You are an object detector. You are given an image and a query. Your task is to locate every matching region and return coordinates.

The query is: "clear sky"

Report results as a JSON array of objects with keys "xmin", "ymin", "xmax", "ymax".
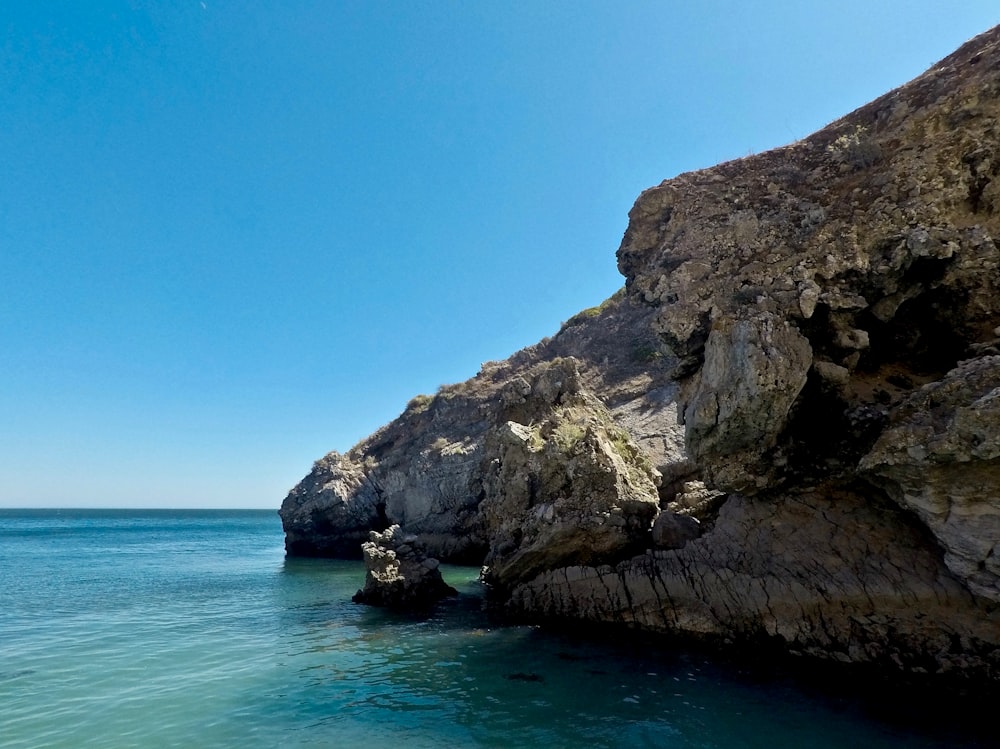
[{"xmin": 1, "ymin": 2, "xmax": 997, "ymax": 509}]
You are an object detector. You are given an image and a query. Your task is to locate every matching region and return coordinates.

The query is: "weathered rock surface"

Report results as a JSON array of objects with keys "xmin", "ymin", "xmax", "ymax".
[
  {"xmin": 279, "ymin": 299, "xmax": 684, "ymax": 564},
  {"xmin": 508, "ymin": 487, "xmax": 1000, "ymax": 678},
  {"xmin": 477, "ymin": 359, "xmax": 661, "ymax": 588},
  {"xmin": 281, "ymin": 453, "xmax": 385, "ymax": 557},
  {"xmin": 681, "ymin": 312, "xmax": 813, "ymax": 490},
  {"xmin": 861, "ymin": 356, "xmax": 1000, "ymax": 603},
  {"xmin": 618, "ymin": 29, "xmax": 1000, "ymax": 494},
  {"xmin": 282, "ymin": 27, "xmax": 1000, "ymax": 678},
  {"xmin": 352, "ymin": 525, "xmax": 457, "ymax": 609}
]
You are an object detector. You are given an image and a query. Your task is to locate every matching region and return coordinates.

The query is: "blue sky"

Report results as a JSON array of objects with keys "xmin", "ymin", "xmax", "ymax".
[{"xmin": 1, "ymin": 2, "xmax": 997, "ymax": 508}]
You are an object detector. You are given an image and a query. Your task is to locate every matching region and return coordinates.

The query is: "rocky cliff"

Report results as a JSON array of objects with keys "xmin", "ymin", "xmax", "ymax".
[{"xmin": 281, "ymin": 27, "xmax": 1000, "ymax": 679}]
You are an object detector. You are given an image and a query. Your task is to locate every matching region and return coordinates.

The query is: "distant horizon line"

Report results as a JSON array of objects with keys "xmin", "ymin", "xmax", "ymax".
[{"xmin": 0, "ymin": 506, "xmax": 280, "ymax": 512}]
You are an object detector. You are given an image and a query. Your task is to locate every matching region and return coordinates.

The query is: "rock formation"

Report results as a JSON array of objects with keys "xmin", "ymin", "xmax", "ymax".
[
  {"xmin": 860, "ymin": 356, "xmax": 1000, "ymax": 603},
  {"xmin": 352, "ymin": 525, "xmax": 457, "ymax": 609},
  {"xmin": 280, "ymin": 301, "xmax": 682, "ymax": 565},
  {"xmin": 477, "ymin": 359, "xmax": 661, "ymax": 589},
  {"xmin": 282, "ymin": 27, "xmax": 1000, "ymax": 679}
]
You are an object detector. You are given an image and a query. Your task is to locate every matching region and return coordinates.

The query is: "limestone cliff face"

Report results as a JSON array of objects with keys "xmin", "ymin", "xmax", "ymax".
[
  {"xmin": 281, "ymin": 27, "xmax": 1000, "ymax": 679},
  {"xmin": 614, "ymin": 24, "xmax": 1000, "ymax": 621},
  {"xmin": 280, "ymin": 298, "xmax": 681, "ymax": 565},
  {"xmin": 476, "ymin": 359, "xmax": 661, "ymax": 588},
  {"xmin": 619, "ymin": 36, "xmax": 1000, "ymax": 495}
]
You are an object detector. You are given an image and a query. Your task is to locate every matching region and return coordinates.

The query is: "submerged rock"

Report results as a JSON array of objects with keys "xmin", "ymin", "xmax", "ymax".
[{"xmin": 352, "ymin": 525, "xmax": 457, "ymax": 609}]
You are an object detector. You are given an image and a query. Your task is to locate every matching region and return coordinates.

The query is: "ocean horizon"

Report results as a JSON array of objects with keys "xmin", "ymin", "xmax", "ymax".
[{"xmin": 0, "ymin": 508, "xmax": 992, "ymax": 748}]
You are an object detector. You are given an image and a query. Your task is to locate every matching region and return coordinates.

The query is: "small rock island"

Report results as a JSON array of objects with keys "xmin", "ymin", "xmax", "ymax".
[
  {"xmin": 281, "ymin": 27, "xmax": 1000, "ymax": 680},
  {"xmin": 351, "ymin": 525, "xmax": 457, "ymax": 609}
]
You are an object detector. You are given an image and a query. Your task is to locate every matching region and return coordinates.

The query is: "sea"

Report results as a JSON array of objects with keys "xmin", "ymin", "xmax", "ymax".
[{"xmin": 0, "ymin": 509, "xmax": 993, "ymax": 749}]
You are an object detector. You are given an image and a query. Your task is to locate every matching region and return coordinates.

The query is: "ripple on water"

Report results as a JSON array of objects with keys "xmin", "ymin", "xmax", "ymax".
[{"xmin": 0, "ymin": 511, "xmax": 993, "ymax": 749}]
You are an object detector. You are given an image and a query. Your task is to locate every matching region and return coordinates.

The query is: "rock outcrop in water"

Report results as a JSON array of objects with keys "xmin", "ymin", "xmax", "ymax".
[
  {"xmin": 352, "ymin": 525, "xmax": 457, "ymax": 609},
  {"xmin": 282, "ymin": 27, "xmax": 1000, "ymax": 679}
]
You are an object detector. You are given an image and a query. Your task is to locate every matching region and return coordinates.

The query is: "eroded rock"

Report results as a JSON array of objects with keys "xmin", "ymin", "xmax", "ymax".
[
  {"xmin": 478, "ymin": 360, "xmax": 661, "ymax": 588},
  {"xmin": 508, "ymin": 488, "xmax": 1000, "ymax": 678},
  {"xmin": 352, "ymin": 525, "xmax": 457, "ymax": 609},
  {"xmin": 279, "ymin": 452, "xmax": 384, "ymax": 557},
  {"xmin": 682, "ymin": 312, "xmax": 813, "ymax": 490},
  {"xmin": 861, "ymin": 356, "xmax": 1000, "ymax": 603},
  {"xmin": 618, "ymin": 29, "xmax": 1000, "ymax": 495},
  {"xmin": 280, "ymin": 294, "xmax": 686, "ymax": 563}
]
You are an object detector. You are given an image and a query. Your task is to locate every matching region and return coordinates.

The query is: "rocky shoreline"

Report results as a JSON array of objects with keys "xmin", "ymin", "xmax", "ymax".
[{"xmin": 281, "ymin": 27, "xmax": 1000, "ymax": 680}]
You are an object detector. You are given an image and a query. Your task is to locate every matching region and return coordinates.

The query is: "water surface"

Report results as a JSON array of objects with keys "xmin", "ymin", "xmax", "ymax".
[{"xmin": 0, "ymin": 509, "xmax": 989, "ymax": 748}]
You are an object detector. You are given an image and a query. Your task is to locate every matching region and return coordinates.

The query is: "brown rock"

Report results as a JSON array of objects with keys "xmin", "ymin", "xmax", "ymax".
[
  {"xmin": 508, "ymin": 488, "xmax": 999, "ymax": 678},
  {"xmin": 284, "ymin": 27, "xmax": 1000, "ymax": 679}
]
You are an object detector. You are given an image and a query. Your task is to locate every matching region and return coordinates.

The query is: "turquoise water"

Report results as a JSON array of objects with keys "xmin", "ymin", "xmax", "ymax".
[{"xmin": 0, "ymin": 510, "xmax": 989, "ymax": 748}]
